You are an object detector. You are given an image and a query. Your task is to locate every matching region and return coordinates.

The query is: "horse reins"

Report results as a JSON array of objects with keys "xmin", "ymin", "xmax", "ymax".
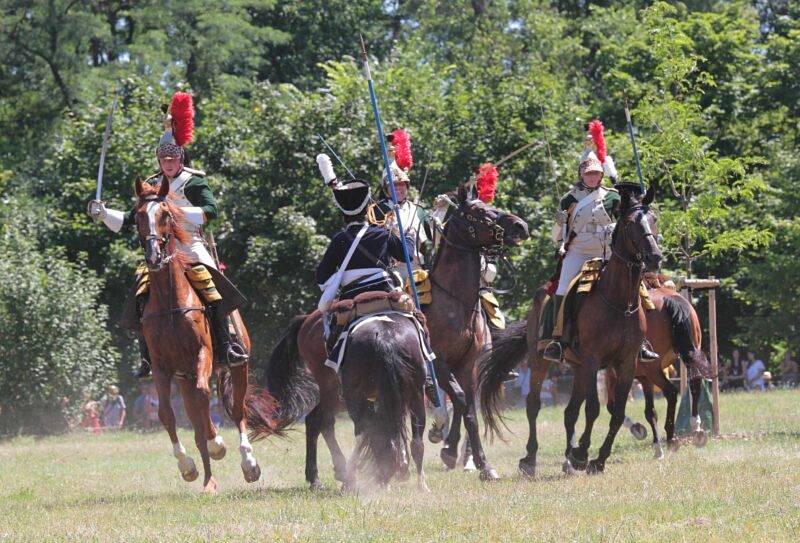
[
  {"xmin": 137, "ymin": 195, "xmax": 205, "ymax": 322},
  {"xmin": 597, "ymin": 206, "xmax": 650, "ymax": 317}
]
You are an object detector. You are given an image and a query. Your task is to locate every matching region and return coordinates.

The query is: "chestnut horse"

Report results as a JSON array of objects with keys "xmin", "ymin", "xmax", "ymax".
[
  {"xmin": 610, "ymin": 283, "xmax": 711, "ymax": 458},
  {"xmin": 261, "ymin": 187, "xmax": 528, "ymax": 487},
  {"xmin": 480, "ymin": 185, "xmax": 662, "ymax": 476},
  {"xmin": 133, "ymin": 178, "xmax": 282, "ymax": 493}
]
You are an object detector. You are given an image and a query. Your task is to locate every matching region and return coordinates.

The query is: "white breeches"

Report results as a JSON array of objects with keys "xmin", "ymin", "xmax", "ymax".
[
  {"xmin": 556, "ymin": 251, "xmax": 597, "ymax": 296},
  {"xmin": 177, "ymin": 237, "xmax": 216, "ymax": 269}
]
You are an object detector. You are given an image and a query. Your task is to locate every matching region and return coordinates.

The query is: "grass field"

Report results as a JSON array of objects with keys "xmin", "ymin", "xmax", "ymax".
[{"xmin": 1, "ymin": 389, "xmax": 798, "ymax": 542}]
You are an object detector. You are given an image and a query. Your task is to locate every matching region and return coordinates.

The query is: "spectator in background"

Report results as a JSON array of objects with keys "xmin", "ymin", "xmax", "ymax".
[
  {"xmin": 779, "ymin": 351, "xmax": 798, "ymax": 387},
  {"xmin": 144, "ymin": 383, "xmax": 160, "ymax": 429},
  {"xmin": 132, "ymin": 382, "xmax": 149, "ymax": 428},
  {"xmin": 746, "ymin": 352, "xmax": 766, "ymax": 391},
  {"xmin": 102, "ymin": 385, "xmax": 126, "ymax": 429},
  {"xmin": 516, "ymin": 361, "xmax": 531, "ymax": 408},
  {"xmin": 81, "ymin": 391, "xmax": 101, "ymax": 434},
  {"xmin": 723, "ymin": 349, "xmax": 745, "ymax": 391}
]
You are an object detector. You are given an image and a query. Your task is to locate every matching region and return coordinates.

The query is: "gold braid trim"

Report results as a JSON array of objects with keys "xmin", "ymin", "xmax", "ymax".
[{"xmin": 366, "ymin": 203, "xmax": 394, "ymax": 227}]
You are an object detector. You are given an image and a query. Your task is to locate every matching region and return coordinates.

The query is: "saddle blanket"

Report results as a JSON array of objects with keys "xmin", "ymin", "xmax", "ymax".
[{"xmin": 324, "ymin": 310, "xmax": 436, "ymax": 373}]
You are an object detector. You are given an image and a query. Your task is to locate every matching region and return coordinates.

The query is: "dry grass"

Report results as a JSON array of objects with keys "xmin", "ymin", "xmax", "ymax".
[{"xmin": 1, "ymin": 389, "xmax": 798, "ymax": 542}]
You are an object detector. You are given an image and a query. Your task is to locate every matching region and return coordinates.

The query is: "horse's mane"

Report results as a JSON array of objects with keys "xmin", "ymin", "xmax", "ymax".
[{"xmin": 135, "ymin": 182, "xmax": 193, "ymax": 266}]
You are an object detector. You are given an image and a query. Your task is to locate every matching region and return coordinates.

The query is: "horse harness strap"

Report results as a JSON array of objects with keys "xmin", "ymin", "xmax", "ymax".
[{"xmin": 141, "ymin": 306, "xmax": 207, "ymax": 320}]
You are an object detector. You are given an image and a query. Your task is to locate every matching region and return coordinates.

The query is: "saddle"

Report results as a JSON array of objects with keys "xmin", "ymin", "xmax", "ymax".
[
  {"xmin": 331, "ymin": 290, "xmax": 417, "ymax": 328},
  {"xmin": 404, "ymin": 268, "xmax": 432, "ymax": 305},
  {"xmin": 544, "ymin": 258, "xmax": 655, "ymax": 351}
]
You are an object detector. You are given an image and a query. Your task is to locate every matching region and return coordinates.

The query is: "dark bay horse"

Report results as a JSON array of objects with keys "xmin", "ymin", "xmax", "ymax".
[
  {"xmin": 339, "ymin": 315, "xmax": 429, "ymax": 491},
  {"xmin": 134, "ymin": 179, "xmax": 283, "ymax": 493},
  {"xmin": 262, "ymin": 187, "xmax": 528, "ymax": 487},
  {"xmin": 480, "ymin": 185, "xmax": 662, "ymax": 476},
  {"xmin": 612, "ymin": 282, "xmax": 711, "ymax": 457}
]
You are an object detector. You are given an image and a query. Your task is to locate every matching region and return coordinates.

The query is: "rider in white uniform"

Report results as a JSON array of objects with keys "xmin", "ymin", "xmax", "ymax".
[
  {"xmin": 543, "ymin": 124, "xmax": 658, "ymax": 363},
  {"xmin": 87, "ymin": 92, "xmax": 248, "ymax": 377}
]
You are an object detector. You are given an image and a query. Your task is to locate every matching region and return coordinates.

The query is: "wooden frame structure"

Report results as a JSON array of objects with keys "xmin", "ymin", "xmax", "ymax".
[{"xmin": 677, "ymin": 276, "xmax": 721, "ymax": 436}]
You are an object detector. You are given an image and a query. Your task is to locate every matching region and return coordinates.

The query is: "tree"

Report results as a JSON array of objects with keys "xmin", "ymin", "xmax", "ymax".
[{"xmin": 0, "ymin": 197, "xmax": 117, "ymax": 435}]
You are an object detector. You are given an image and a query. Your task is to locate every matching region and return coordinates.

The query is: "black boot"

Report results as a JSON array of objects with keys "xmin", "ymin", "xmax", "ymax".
[
  {"xmin": 640, "ymin": 340, "xmax": 659, "ymax": 362},
  {"xmin": 210, "ymin": 303, "xmax": 249, "ymax": 365},
  {"xmin": 542, "ymin": 295, "xmax": 565, "ymax": 363},
  {"xmin": 424, "ymin": 360, "xmax": 442, "ymax": 408},
  {"xmin": 134, "ymin": 333, "xmax": 152, "ymax": 378}
]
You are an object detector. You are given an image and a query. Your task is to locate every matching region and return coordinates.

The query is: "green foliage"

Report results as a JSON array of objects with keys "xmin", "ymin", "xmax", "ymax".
[{"xmin": 0, "ymin": 197, "xmax": 117, "ymax": 435}]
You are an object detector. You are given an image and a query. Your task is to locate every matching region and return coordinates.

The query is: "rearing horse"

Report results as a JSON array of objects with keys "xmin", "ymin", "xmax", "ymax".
[
  {"xmin": 259, "ymin": 187, "xmax": 528, "ymax": 486},
  {"xmin": 133, "ymin": 178, "xmax": 283, "ymax": 493},
  {"xmin": 481, "ymin": 184, "xmax": 662, "ymax": 475}
]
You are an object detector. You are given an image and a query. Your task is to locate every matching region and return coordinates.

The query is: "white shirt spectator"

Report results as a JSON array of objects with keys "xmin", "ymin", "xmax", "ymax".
[{"xmin": 747, "ymin": 358, "xmax": 766, "ymax": 391}]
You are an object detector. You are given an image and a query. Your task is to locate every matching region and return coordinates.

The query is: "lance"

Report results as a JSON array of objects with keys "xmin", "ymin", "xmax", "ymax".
[
  {"xmin": 493, "ymin": 138, "xmax": 541, "ymax": 169},
  {"xmin": 539, "ymin": 105, "xmax": 559, "ymax": 198},
  {"xmin": 624, "ymin": 98, "xmax": 646, "ymax": 193},
  {"xmin": 359, "ymin": 35, "xmax": 442, "ymax": 402},
  {"xmin": 316, "ymin": 133, "xmax": 356, "ymax": 180},
  {"xmin": 94, "ymin": 94, "xmax": 118, "ymax": 208}
]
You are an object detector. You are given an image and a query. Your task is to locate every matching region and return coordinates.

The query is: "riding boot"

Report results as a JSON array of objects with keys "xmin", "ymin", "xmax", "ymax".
[
  {"xmin": 134, "ymin": 333, "xmax": 152, "ymax": 378},
  {"xmin": 640, "ymin": 340, "xmax": 659, "ymax": 362},
  {"xmin": 542, "ymin": 295, "xmax": 565, "ymax": 363},
  {"xmin": 209, "ymin": 302, "xmax": 249, "ymax": 365},
  {"xmin": 424, "ymin": 361, "xmax": 442, "ymax": 409}
]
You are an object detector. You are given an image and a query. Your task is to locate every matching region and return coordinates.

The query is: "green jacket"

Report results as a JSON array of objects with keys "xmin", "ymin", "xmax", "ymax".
[{"xmin": 123, "ymin": 171, "xmax": 218, "ymax": 226}]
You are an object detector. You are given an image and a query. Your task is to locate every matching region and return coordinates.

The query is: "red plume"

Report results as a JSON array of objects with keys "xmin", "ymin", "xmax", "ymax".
[
  {"xmin": 170, "ymin": 92, "xmax": 195, "ymax": 147},
  {"xmin": 588, "ymin": 119, "xmax": 606, "ymax": 163},
  {"xmin": 476, "ymin": 163, "xmax": 498, "ymax": 203},
  {"xmin": 391, "ymin": 129, "xmax": 413, "ymax": 171}
]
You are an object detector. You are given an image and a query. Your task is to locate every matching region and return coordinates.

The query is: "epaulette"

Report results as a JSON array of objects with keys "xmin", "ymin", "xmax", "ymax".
[
  {"xmin": 144, "ymin": 172, "xmax": 161, "ymax": 185},
  {"xmin": 606, "ymin": 186, "xmax": 619, "ymax": 194},
  {"xmin": 184, "ymin": 166, "xmax": 207, "ymax": 177}
]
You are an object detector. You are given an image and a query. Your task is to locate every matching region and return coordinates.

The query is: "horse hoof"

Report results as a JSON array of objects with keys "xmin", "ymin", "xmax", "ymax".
[
  {"xmin": 518, "ymin": 460, "xmax": 536, "ymax": 479},
  {"xmin": 179, "ymin": 458, "xmax": 199, "ymax": 482},
  {"xmin": 479, "ymin": 467, "xmax": 500, "ymax": 481},
  {"xmin": 652, "ymin": 443, "xmax": 665, "ymax": 460},
  {"xmin": 693, "ymin": 431, "xmax": 708, "ymax": 448},
  {"xmin": 202, "ymin": 477, "xmax": 219, "ymax": 494},
  {"xmin": 428, "ymin": 426, "xmax": 444, "ymax": 444},
  {"xmin": 208, "ymin": 437, "xmax": 227, "ymax": 461},
  {"xmin": 630, "ymin": 423, "xmax": 648, "ymax": 441},
  {"xmin": 567, "ymin": 451, "xmax": 588, "ymax": 471},
  {"xmin": 310, "ymin": 479, "xmax": 324, "ymax": 491},
  {"xmin": 587, "ymin": 459, "xmax": 604, "ymax": 475},
  {"xmin": 418, "ymin": 481, "xmax": 431, "ymax": 493},
  {"xmin": 440, "ymin": 449, "xmax": 458, "ymax": 470},
  {"xmin": 242, "ymin": 462, "xmax": 261, "ymax": 483},
  {"xmin": 562, "ymin": 460, "xmax": 579, "ymax": 476},
  {"xmin": 334, "ymin": 466, "xmax": 348, "ymax": 484}
]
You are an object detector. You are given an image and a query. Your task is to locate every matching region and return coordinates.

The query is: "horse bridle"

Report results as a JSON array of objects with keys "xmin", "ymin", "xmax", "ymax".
[
  {"xmin": 137, "ymin": 194, "xmax": 178, "ymax": 271},
  {"xmin": 601, "ymin": 205, "xmax": 654, "ymax": 316}
]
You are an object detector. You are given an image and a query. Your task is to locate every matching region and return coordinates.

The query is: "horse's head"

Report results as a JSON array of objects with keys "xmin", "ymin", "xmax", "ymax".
[
  {"xmin": 613, "ymin": 184, "xmax": 662, "ymax": 272},
  {"xmin": 448, "ymin": 184, "xmax": 529, "ymax": 251},
  {"xmin": 133, "ymin": 177, "xmax": 189, "ymax": 271}
]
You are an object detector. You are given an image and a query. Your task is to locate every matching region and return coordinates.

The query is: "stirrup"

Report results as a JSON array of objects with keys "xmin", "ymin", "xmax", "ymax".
[
  {"xmin": 424, "ymin": 380, "xmax": 441, "ymax": 408},
  {"xmin": 639, "ymin": 339, "xmax": 659, "ymax": 362},
  {"xmin": 225, "ymin": 342, "xmax": 249, "ymax": 366},
  {"xmin": 542, "ymin": 340, "xmax": 563, "ymax": 363}
]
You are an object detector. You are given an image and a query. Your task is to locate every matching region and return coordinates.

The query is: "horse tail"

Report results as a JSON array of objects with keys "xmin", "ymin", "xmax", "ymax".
[
  {"xmin": 662, "ymin": 295, "xmax": 712, "ymax": 379},
  {"xmin": 478, "ymin": 318, "xmax": 530, "ymax": 438},
  {"xmin": 253, "ymin": 315, "xmax": 319, "ymax": 439},
  {"xmin": 218, "ymin": 369, "xmax": 286, "ymax": 439},
  {"xmin": 361, "ymin": 339, "xmax": 413, "ymax": 481}
]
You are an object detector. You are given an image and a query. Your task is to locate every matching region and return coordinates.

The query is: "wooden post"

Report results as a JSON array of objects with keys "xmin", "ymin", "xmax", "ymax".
[
  {"xmin": 680, "ymin": 288, "xmax": 690, "ymax": 396},
  {"xmin": 708, "ymin": 278, "xmax": 721, "ymax": 435}
]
